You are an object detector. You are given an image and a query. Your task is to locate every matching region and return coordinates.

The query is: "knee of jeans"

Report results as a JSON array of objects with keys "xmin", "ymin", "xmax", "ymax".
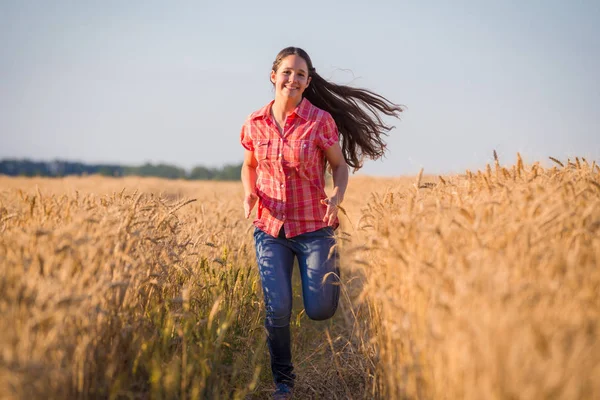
[
  {"xmin": 266, "ymin": 302, "xmax": 292, "ymax": 327},
  {"xmin": 305, "ymin": 302, "xmax": 337, "ymax": 321}
]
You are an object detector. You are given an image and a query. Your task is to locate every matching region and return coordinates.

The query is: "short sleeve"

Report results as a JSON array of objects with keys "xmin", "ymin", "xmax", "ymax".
[
  {"xmin": 240, "ymin": 122, "xmax": 254, "ymax": 151},
  {"xmin": 317, "ymin": 112, "xmax": 339, "ymax": 150}
]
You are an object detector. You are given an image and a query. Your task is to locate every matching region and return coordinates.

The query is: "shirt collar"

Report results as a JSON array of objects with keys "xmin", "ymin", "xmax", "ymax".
[{"xmin": 251, "ymin": 97, "xmax": 312, "ymax": 121}]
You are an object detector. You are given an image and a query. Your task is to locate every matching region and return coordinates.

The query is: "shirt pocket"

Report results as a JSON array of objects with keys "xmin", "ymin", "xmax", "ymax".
[
  {"xmin": 289, "ymin": 140, "xmax": 318, "ymax": 179},
  {"xmin": 254, "ymin": 140, "xmax": 270, "ymax": 161},
  {"xmin": 289, "ymin": 140, "xmax": 314, "ymax": 164}
]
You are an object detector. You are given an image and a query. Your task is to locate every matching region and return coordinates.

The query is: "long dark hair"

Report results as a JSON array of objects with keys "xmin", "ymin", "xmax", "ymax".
[{"xmin": 271, "ymin": 46, "xmax": 404, "ymax": 171}]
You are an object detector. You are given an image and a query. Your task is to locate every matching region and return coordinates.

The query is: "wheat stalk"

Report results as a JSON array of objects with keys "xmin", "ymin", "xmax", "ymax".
[{"xmin": 549, "ymin": 156, "xmax": 564, "ymax": 167}]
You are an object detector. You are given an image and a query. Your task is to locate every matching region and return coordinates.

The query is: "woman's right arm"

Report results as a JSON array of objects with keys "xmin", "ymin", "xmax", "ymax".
[{"xmin": 241, "ymin": 150, "xmax": 258, "ymax": 219}]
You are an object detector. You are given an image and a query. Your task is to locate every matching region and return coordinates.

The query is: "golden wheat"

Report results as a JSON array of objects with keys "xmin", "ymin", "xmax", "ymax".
[
  {"xmin": 0, "ymin": 178, "xmax": 266, "ymax": 399},
  {"xmin": 2, "ymin": 154, "xmax": 599, "ymax": 399},
  {"xmin": 343, "ymin": 155, "xmax": 600, "ymax": 399}
]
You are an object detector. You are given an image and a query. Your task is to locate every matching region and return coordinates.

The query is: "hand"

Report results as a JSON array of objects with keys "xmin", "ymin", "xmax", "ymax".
[
  {"xmin": 320, "ymin": 196, "xmax": 340, "ymax": 226},
  {"xmin": 244, "ymin": 192, "xmax": 258, "ymax": 219}
]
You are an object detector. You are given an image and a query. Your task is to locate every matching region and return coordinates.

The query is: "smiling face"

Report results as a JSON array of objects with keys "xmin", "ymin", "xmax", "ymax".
[{"xmin": 270, "ymin": 54, "xmax": 311, "ymax": 103}]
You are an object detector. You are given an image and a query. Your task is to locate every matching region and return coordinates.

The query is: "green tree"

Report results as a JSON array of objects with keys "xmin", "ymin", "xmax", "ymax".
[
  {"xmin": 189, "ymin": 165, "xmax": 216, "ymax": 180},
  {"xmin": 213, "ymin": 163, "xmax": 242, "ymax": 181}
]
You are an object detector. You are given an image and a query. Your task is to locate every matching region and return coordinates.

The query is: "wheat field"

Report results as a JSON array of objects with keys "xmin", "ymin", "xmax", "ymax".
[{"xmin": 1, "ymin": 155, "xmax": 599, "ymax": 399}]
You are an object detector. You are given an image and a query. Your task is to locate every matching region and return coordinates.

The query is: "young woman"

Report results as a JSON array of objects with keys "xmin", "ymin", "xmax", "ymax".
[{"xmin": 240, "ymin": 47, "xmax": 403, "ymax": 399}]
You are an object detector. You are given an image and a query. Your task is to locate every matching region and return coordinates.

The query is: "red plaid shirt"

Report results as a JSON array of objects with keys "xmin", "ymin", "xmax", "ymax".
[{"xmin": 240, "ymin": 98, "xmax": 340, "ymax": 238}]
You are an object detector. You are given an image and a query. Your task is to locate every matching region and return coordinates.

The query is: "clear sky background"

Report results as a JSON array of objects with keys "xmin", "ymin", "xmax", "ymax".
[{"xmin": 1, "ymin": 0, "xmax": 598, "ymax": 176}]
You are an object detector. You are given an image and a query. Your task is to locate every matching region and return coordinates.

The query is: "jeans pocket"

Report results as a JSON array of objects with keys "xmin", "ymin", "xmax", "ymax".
[{"xmin": 253, "ymin": 225, "xmax": 264, "ymax": 241}]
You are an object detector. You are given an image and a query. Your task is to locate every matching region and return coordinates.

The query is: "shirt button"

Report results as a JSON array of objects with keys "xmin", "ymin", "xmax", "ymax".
[
  {"xmin": 278, "ymin": 153, "xmax": 282, "ymax": 158},
  {"xmin": 280, "ymin": 183, "xmax": 284, "ymax": 188}
]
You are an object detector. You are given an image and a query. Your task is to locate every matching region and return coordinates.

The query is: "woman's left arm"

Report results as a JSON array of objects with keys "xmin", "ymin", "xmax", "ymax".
[{"xmin": 322, "ymin": 143, "xmax": 349, "ymax": 225}]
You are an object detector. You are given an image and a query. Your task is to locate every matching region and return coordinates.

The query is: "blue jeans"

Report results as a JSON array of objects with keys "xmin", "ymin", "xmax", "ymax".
[{"xmin": 253, "ymin": 225, "xmax": 341, "ymax": 386}]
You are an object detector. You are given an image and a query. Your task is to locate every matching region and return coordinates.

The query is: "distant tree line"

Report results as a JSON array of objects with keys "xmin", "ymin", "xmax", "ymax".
[{"xmin": 0, "ymin": 159, "xmax": 243, "ymax": 181}]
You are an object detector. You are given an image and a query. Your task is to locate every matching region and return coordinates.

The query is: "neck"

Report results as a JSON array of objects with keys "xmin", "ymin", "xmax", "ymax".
[{"xmin": 272, "ymin": 96, "xmax": 302, "ymax": 121}]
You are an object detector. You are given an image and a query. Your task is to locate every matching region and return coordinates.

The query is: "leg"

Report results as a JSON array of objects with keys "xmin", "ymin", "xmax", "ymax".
[
  {"xmin": 253, "ymin": 227, "xmax": 296, "ymax": 386},
  {"xmin": 293, "ymin": 227, "xmax": 341, "ymax": 321}
]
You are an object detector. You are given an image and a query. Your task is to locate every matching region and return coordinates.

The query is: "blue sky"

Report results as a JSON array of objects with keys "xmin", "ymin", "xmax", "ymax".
[{"xmin": 1, "ymin": 0, "xmax": 598, "ymax": 176}]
